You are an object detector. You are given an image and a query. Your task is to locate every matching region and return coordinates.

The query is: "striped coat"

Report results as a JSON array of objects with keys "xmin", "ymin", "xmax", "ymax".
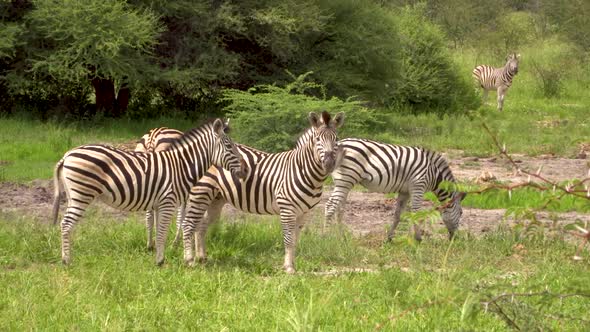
[
  {"xmin": 135, "ymin": 127, "xmax": 185, "ymax": 250},
  {"xmin": 472, "ymin": 53, "xmax": 520, "ymax": 111},
  {"xmin": 325, "ymin": 138, "xmax": 465, "ymax": 240},
  {"xmin": 52, "ymin": 119, "xmax": 246, "ymax": 265},
  {"xmin": 182, "ymin": 111, "xmax": 345, "ymax": 273}
]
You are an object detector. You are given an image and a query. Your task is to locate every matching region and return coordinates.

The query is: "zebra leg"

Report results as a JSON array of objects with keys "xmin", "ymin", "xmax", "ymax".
[
  {"xmin": 195, "ymin": 197, "xmax": 225, "ymax": 262},
  {"xmin": 154, "ymin": 205, "xmax": 175, "ymax": 266},
  {"xmin": 183, "ymin": 185, "xmax": 218, "ymax": 266},
  {"xmin": 387, "ymin": 192, "xmax": 409, "ymax": 241},
  {"xmin": 409, "ymin": 188, "xmax": 426, "ymax": 242},
  {"xmin": 293, "ymin": 215, "xmax": 306, "ymax": 244},
  {"xmin": 278, "ymin": 206, "xmax": 299, "ymax": 274},
  {"xmin": 146, "ymin": 210, "xmax": 155, "ymax": 251},
  {"xmin": 324, "ymin": 183, "xmax": 353, "ymax": 225},
  {"xmin": 60, "ymin": 201, "xmax": 90, "ymax": 265},
  {"xmin": 497, "ymin": 86, "xmax": 507, "ymax": 111},
  {"xmin": 172, "ymin": 206, "xmax": 185, "ymax": 248}
]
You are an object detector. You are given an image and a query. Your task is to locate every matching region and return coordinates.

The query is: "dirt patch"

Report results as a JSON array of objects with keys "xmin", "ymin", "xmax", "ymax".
[
  {"xmin": 1, "ymin": 155, "xmax": 589, "ymax": 239},
  {"xmin": 447, "ymin": 153, "xmax": 589, "ymax": 184}
]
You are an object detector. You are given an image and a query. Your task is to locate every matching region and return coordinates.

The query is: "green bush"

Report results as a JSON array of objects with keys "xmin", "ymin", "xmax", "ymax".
[
  {"xmin": 306, "ymin": 0, "xmax": 401, "ymax": 106},
  {"xmin": 221, "ymin": 72, "xmax": 385, "ymax": 152},
  {"xmin": 527, "ymin": 38, "xmax": 578, "ymax": 98},
  {"xmin": 392, "ymin": 4, "xmax": 479, "ymax": 113}
]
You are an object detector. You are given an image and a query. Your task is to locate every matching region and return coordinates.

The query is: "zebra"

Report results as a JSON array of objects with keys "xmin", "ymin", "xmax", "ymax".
[
  {"xmin": 472, "ymin": 53, "xmax": 520, "ymax": 111},
  {"xmin": 324, "ymin": 138, "xmax": 466, "ymax": 241},
  {"xmin": 134, "ymin": 127, "xmax": 185, "ymax": 251},
  {"xmin": 51, "ymin": 119, "xmax": 247, "ymax": 265},
  {"xmin": 182, "ymin": 111, "xmax": 345, "ymax": 274},
  {"xmin": 136, "ymin": 127, "xmax": 272, "ymax": 249}
]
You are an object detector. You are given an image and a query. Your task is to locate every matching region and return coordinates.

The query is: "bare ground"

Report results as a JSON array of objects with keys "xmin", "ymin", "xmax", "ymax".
[{"xmin": 1, "ymin": 154, "xmax": 589, "ymax": 239}]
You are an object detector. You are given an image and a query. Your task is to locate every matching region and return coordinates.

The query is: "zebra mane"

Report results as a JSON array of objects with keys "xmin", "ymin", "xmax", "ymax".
[
  {"xmin": 170, "ymin": 121, "xmax": 219, "ymax": 150},
  {"xmin": 294, "ymin": 127, "xmax": 316, "ymax": 149}
]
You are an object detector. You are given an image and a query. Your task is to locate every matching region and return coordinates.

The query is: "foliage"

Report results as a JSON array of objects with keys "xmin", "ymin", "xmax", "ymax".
[
  {"xmin": 527, "ymin": 39, "xmax": 579, "ymax": 98},
  {"xmin": 0, "ymin": 22, "xmax": 21, "ymax": 59},
  {"xmin": 391, "ymin": 4, "xmax": 479, "ymax": 113},
  {"xmin": 221, "ymin": 72, "xmax": 385, "ymax": 152},
  {"xmin": 306, "ymin": 0, "xmax": 401, "ymax": 106},
  {"xmin": 541, "ymin": 0, "xmax": 590, "ymax": 52},
  {"xmin": 22, "ymin": 0, "xmax": 161, "ymax": 86}
]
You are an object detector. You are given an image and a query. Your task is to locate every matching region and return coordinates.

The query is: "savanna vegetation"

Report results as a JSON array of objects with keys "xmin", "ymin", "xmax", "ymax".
[{"xmin": 1, "ymin": 0, "xmax": 589, "ymax": 330}]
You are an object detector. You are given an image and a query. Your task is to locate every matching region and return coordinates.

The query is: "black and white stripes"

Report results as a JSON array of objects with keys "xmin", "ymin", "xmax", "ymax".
[
  {"xmin": 182, "ymin": 111, "xmax": 345, "ymax": 273},
  {"xmin": 52, "ymin": 119, "xmax": 246, "ymax": 265},
  {"xmin": 324, "ymin": 138, "xmax": 465, "ymax": 240},
  {"xmin": 134, "ymin": 127, "xmax": 185, "ymax": 250},
  {"xmin": 472, "ymin": 53, "xmax": 520, "ymax": 111}
]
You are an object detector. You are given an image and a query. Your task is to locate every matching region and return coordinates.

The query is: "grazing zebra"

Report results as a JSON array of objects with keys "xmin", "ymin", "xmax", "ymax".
[
  {"xmin": 472, "ymin": 53, "xmax": 520, "ymax": 111},
  {"xmin": 135, "ymin": 127, "xmax": 185, "ymax": 250},
  {"xmin": 324, "ymin": 138, "xmax": 466, "ymax": 241},
  {"xmin": 52, "ymin": 119, "xmax": 247, "ymax": 265},
  {"xmin": 182, "ymin": 111, "xmax": 345, "ymax": 274}
]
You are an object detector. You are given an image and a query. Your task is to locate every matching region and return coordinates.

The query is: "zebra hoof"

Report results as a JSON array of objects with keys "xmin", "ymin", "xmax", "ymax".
[
  {"xmin": 196, "ymin": 256, "xmax": 207, "ymax": 264},
  {"xmin": 156, "ymin": 259, "xmax": 165, "ymax": 267},
  {"xmin": 184, "ymin": 258, "xmax": 196, "ymax": 267},
  {"xmin": 385, "ymin": 234, "xmax": 394, "ymax": 243},
  {"xmin": 61, "ymin": 257, "xmax": 71, "ymax": 265},
  {"xmin": 284, "ymin": 266, "xmax": 296, "ymax": 274}
]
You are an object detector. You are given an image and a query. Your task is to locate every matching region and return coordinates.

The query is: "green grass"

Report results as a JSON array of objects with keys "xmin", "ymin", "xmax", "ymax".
[
  {"xmin": 0, "ymin": 116, "xmax": 196, "ymax": 182},
  {"xmin": 1, "ymin": 212, "xmax": 589, "ymax": 331},
  {"xmin": 415, "ymin": 187, "xmax": 590, "ymax": 213}
]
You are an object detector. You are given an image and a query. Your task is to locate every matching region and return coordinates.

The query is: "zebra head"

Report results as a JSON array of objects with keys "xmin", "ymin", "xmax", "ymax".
[
  {"xmin": 212, "ymin": 118, "xmax": 247, "ymax": 179},
  {"xmin": 308, "ymin": 111, "xmax": 345, "ymax": 172},
  {"xmin": 505, "ymin": 53, "xmax": 520, "ymax": 75},
  {"xmin": 441, "ymin": 191, "xmax": 466, "ymax": 239}
]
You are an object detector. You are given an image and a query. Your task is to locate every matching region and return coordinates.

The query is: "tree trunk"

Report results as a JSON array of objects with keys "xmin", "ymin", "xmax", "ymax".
[
  {"xmin": 91, "ymin": 77, "xmax": 116, "ymax": 116},
  {"xmin": 91, "ymin": 78, "xmax": 130, "ymax": 117},
  {"xmin": 115, "ymin": 84, "xmax": 130, "ymax": 117}
]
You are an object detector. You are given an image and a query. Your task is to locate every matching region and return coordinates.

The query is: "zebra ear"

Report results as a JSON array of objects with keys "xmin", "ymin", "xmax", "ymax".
[
  {"xmin": 308, "ymin": 112, "xmax": 321, "ymax": 128},
  {"xmin": 213, "ymin": 118, "xmax": 225, "ymax": 136},
  {"xmin": 223, "ymin": 118, "xmax": 231, "ymax": 133},
  {"xmin": 331, "ymin": 112, "xmax": 345, "ymax": 129}
]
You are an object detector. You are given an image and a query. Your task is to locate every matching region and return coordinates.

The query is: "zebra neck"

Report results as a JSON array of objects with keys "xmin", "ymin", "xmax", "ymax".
[
  {"xmin": 503, "ymin": 65, "xmax": 516, "ymax": 77},
  {"xmin": 165, "ymin": 131, "xmax": 215, "ymax": 186}
]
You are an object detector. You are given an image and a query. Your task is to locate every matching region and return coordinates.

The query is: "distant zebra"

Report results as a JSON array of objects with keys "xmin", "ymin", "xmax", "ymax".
[
  {"xmin": 473, "ymin": 53, "xmax": 520, "ymax": 111},
  {"xmin": 135, "ymin": 127, "xmax": 184, "ymax": 250},
  {"xmin": 324, "ymin": 138, "xmax": 466, "ymax": 241},
  {"xmin": 182, "ymin": 111, "xmax": 345, "ymax": 274},
  {"xmin": 52, "ymin": 119, "xmax": 247, "ymax": 265}
]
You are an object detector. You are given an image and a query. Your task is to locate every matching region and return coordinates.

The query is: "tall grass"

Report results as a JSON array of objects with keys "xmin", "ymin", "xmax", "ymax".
[{"xmin": 0, "ymin": 212, "xmax": 588, "ymax": 330}]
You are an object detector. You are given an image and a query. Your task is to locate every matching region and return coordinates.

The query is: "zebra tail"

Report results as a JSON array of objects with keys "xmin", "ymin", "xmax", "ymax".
[{"xmin": 52, "ymin": 159, "xmax": 64, "ymax": 225}]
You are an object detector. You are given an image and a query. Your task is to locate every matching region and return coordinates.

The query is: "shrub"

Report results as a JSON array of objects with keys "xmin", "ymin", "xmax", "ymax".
[
  {"xmin": 527, "ymin": 38, "xmax": 578, "ymax": 98},
  {"xmin": 221, "ymin": 72, "xmax": 385, "ymax": 152},
  {"xmin": 392, "ymin": 4, "xmax": 479, "ymax": 113}
]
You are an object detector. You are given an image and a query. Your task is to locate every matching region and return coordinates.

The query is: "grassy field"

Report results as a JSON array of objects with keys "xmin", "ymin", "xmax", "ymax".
[
  {"xmin": 1, "ymin": 43, "xmax": 589, "ymax": 330},
  {"xmin": 1, "ymin": 211, "xmax": 589, "ymax": 331}
]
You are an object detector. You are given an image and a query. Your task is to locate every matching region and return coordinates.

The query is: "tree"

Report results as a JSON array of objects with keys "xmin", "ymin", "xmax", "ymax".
[{"xmin": 19, "ymin": 0, "xmax": 162, "ymax": 117}]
